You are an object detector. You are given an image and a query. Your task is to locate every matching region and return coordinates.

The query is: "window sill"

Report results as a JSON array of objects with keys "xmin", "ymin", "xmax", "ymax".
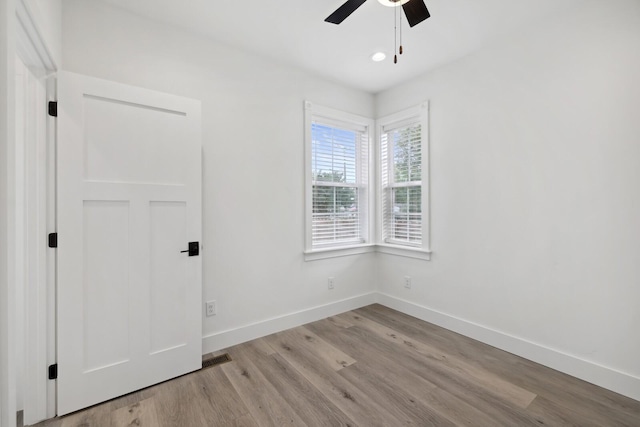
[
  {"xmin": 376, "ymin": 244, "xmax": 432, "ymax": 261},
  {"xmin": 304, "ymin": 244, "xmax": 376, "ymax": 261},
  {"xmin": 304, "ymin": 243, "xmax": 431, "ymax": 261}
]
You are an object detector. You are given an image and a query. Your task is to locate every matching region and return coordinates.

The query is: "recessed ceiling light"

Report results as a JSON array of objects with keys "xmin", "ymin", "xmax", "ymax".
[{"xmin": 371, "ymin": 52, "xmax": 386, "ymax": 62}]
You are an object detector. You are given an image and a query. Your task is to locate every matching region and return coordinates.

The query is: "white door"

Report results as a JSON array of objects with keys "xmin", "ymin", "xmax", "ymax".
[{"xmin": 56, "ymin": 71, "xmax": 202, "ymax": 415}]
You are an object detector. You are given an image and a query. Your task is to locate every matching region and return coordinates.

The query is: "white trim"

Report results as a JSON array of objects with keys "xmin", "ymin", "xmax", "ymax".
[
  {"xmin": 1, "ymin": 8, "xmax": 17, "ymax": 422},
  {"xmin": 376, "ymin": 104, "xmax": 426, "ymax": 130},
  {"xmin": 376, "ymin": 244, "xmax": 431, "ymax": 260},
  {"xmin": 15, "ymin": 0, "xmax": 57, "ymax": 71},
  {"xmin": 306, "ymin": 102, "xmax": 374, "ymax": 131},
  {"xmin": 304, "ymin": 244, "xmax": 430, "ymax": 261},
  {"xmin": 13, "ymin": 1, "xmax": 57, "ymax": 423},
  {"xmin": 304, "ymin": 244, "xmax": 376, "ymax": 261},
  {"xmin": 15, "ymin": 59, "xmax": 52, "ymax": 425},
  {"xmin": 45, "ymin": 75, "xmax": 56, "ymax": 420},
  {"xmin": 14, "ymin": 55, "xmax": 26, "ymax": 415},
  {"xmin": 202, "ymin": 292, "xmax": 377, "ymax": 354},
  {"xmin": 375, "ymin": 292, "xmax": 640, "ymax": 402},
  {"xmin": 419, "ymin": 102, "xmax": 431, "ymax": 253},
  {"xmin": 304, "ymin": 102, "xmax": 313, "ymax": 252}
]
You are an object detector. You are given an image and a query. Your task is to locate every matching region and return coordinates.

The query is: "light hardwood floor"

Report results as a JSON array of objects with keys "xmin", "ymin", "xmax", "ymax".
[{"xmin": 34, "ymin": 304, "xmax": 640, "ymax": 426}]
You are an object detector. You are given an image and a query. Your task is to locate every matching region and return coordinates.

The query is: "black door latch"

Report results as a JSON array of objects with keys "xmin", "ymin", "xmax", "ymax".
[{"xmin": 180, "ymin": 241, "xmax": 199, "ymax": 256}]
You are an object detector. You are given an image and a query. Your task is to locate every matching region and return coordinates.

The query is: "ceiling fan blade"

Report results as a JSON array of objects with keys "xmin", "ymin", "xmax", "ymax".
[
  {"xmin": 325, "ymin": 0, "xmax": 368, "ymax": 24},
  {"xmin": 402, "ymin": 0, "xmax": 430, "ymax": 27}
]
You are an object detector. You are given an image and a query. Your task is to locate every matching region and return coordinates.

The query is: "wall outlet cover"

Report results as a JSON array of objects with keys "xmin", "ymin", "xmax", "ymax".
[
  {"xmin": 206, "ymin": 301, "xmax": 216, "ymax": 317},
  {"xmin": 404, "ymin": 276, "xmax": 412, "ymax": 289}
]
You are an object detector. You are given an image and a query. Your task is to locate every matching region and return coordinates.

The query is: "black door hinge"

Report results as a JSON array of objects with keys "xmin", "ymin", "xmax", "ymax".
[
  {"xmin": 48, "ymin": 101, "xmax": 57, "ymax": 117},
  {"xmin": 48, "ymin": 233, "xmax": 58, "ymax": 248},
  {"xmin": 48, "ymin": 364, "xmax": 58, "ymax": 380}
]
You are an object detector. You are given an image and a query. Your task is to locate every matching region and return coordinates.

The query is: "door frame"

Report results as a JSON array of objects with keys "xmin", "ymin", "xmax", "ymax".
[
  {"xmin": 14, "ymin": 0, "xmax": 57, "ymax": 424},
  {"xmin": 0, "ymin": 1, "xmax": 16, "ymax": 426}
]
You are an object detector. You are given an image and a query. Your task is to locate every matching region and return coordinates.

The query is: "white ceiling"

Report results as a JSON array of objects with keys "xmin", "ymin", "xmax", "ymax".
[{"xmin": 99, "ymin": 0, "xmax": 584, "ymax": 93}]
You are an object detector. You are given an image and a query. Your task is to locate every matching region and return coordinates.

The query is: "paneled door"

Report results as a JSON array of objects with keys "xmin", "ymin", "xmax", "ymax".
[{"xmin": 56, "ymin": 72, "xmax": 202, "ymax": 415}]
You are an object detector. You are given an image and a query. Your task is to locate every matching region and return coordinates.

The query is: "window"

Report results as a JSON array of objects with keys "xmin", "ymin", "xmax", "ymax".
[
  {"xmin": 304, "ymin": 102, "xmax": 374, "ymax": 259},
  {"xmin": 378, "ymin": 103, "xmax": 430, "ymax": 259},
  {"xmin": 304, "ymin": 101, "xmax": 429, "ymax": 261},
  {"xmin": 381, "ymin": 122, "xmax": 422, "ymax": 244}
]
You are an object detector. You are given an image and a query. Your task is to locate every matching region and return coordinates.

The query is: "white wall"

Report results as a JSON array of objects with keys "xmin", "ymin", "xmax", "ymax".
[
  {"xmin": 61, "ymin": 0, "xmax": 377, "ymax": 349},
  {"xmin": 59, "ymin": 0, "xmax": 640, "ymax": 403},
  {"xmin": 376, "ymin": 0, "xmax": 640, "ymax": 397}
]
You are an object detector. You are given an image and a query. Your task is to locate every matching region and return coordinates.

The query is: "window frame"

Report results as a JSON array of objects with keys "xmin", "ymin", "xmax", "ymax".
[
  {"xmin": 376, "ymin": 102, "xmax": 431, "ymax": 260},
  {"xmin": 304, "ymin": 101, "xmax": 375, "ymax": 261}
]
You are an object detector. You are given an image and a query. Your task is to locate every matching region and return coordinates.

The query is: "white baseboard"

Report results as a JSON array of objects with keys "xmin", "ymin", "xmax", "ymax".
[
  {"xmin": 375, "ymin": 292, "xmax": 640, "ymax": 402},
  {"xmin": 202, "ymin": 292, "xmax": 377, "ymax": 354}
]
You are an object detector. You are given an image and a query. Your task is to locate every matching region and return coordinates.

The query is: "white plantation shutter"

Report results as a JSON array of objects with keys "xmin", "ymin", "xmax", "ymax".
[
  {"xmin": 381, "ymin": 121, "xmax": 422, "ymax": 245},
  {"xmin": 311, "ymin": 121, "xmax": 368, "ymax": 247}
]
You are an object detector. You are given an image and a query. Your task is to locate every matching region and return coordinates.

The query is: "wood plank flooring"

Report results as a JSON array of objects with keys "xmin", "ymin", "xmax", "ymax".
[{"xmin": 33, "ymin": 304, "xmax": 640, "ymax": 426}]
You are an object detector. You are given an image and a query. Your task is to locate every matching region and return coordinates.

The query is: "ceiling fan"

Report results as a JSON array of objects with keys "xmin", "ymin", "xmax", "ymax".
[{"xmin": 325, "ymin": 0, "xmax": 430, "ymax": 28}]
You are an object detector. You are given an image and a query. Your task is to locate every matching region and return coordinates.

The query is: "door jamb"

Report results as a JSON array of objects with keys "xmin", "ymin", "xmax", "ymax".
[{"xmin": 15, "ymin": 0, "xmax": 57, "ymax": 424}]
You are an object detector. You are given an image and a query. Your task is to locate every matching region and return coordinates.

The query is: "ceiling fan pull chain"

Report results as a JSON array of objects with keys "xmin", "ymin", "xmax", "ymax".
[
  {"xmin": 399, "ymin": 7, "xmax": 403, "ymax": 55},
  {"xmin": 394, "ymin": 3, "xmax": 398, "ymax": 64}
]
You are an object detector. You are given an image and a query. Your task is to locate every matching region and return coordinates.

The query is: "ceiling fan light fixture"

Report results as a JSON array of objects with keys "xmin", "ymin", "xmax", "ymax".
[
  {"xmin": 371, "ymin": 52, "xmax": 387, "ymax": 62},
  {"xmin": 325, "ymin": 0, "xmax": 431, "ymax": 64},
  {"xmin": 377, "ymin": 0, "xmax": 411, "ymax": 7}
]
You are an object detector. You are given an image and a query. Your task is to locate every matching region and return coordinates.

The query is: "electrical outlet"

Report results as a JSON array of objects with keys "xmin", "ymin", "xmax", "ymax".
[
  {"xmin": 404, "ymin": 276, "xmax": 412, "ymax": 289},
  {"xmin": 206, "ymin": 300, "xmax": 216, "ymax": 317},
  {"xmin": 328, "ymin": 277, "xmax": 335, "ymax": 290}
]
